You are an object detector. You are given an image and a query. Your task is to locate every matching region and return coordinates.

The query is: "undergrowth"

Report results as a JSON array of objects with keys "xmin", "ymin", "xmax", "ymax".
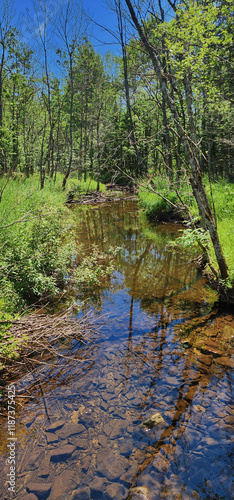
[
  {"xmin": 0, "ymin": 173, "xmax": 110, "ymax": 361},
  {"xmin": 139, "ymin": 175, "xmax": 234, "ymax": 285},
  {"xmin": 0, "ymin": 174, "xmax": 107, "ymax": 320}
]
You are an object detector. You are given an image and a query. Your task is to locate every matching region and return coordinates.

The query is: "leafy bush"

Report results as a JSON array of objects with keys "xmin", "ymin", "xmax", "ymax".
[{"xmin": 0, "ymin": 207, "xmax": 74, "ymax": 311}]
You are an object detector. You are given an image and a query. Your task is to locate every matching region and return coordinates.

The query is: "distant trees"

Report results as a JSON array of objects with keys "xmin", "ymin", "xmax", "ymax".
[{"xmin": 0, "ymin": 0, "xmax": 232, "ymax": 190}]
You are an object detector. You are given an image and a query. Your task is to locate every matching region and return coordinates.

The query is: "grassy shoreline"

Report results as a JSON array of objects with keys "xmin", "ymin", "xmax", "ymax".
[
  {"xmin": 139, "ymin": 177, "xmax": 234, "ymax": 283},
  {"xmin": 0, "ymin": 173, "xmax": 107, "ymax": 365}
]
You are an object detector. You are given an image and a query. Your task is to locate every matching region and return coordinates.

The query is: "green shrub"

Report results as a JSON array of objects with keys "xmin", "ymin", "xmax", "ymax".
[{"xmin": 0, "ymin": 207, "xmax": 74, "ymax": 310}]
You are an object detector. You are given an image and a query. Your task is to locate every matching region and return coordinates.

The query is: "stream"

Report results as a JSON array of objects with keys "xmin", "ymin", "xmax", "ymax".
[{"xmin": 0, "ymin": 199, "xmax": 233, "ymax": 500}]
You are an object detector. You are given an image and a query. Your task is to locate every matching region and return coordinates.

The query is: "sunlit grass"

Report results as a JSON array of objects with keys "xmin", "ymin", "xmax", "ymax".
[{"xmin": 139, "ymin": 175, "xmax": 234, "ymax": 274}]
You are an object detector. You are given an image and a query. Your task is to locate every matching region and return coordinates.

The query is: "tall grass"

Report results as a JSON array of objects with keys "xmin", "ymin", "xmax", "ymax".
[
  {"xmin": 0, "ymin": 172, "xmax": 107, "ymax": 317},
  {"xmin": 139, "ymin": 176, "xmax": 234, "ymax": 274}
]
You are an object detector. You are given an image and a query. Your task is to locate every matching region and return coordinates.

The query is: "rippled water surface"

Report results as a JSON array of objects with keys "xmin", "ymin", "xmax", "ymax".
[{"xmin": 0, "ymin": 200, "xmax": 233, "ymax": 500}]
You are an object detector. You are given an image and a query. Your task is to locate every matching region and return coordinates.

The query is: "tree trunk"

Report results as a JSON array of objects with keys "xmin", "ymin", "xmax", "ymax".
[{"xmin": 124, "ymin": 0, "xmax": 229, "ymax": 281}]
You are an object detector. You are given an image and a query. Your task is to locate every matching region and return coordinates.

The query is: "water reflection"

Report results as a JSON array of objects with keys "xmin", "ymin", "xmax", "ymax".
[{"xmin": 0, "ymin": 200, "xmax": 233, "ymax": 500}]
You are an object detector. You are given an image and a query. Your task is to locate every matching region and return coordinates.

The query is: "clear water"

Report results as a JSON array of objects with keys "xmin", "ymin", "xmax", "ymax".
[{"xmin": 0, "ymin": 200, "xmax": 233, "ymax": 500}]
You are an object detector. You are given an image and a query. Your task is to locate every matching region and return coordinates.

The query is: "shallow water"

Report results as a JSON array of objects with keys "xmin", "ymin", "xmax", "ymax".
[{"xmin": 0, "ymin": 200, "xmax": 233, "ymax": 500}]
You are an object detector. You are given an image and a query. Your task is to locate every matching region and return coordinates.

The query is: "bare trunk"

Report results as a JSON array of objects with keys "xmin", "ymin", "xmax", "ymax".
[
  {"xmin": 63, "ymin": 53, "xmax": 74, "ymax": 190},
  {"xmin": 115, "ymin": 0, "xmax": 143, "ymax": 174},
  {"xmin": 124, "ymin": 0, "xmax": 229, "ymax": 281}
]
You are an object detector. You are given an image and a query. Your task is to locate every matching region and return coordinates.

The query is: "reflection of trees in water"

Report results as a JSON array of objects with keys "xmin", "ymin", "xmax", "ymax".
[
  {"xmin": 123, "ymin": 327, "xmax": 232, "ymax": 499},
  {"xmin": 74, "ymin": 201, "xmax": 210, "ymax": 316},
  {"xmin": 73, "ymin": 201, "xmax": 232, "ymax": 498}
]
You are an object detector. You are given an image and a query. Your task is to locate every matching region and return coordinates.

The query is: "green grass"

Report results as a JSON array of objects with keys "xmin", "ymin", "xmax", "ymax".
[
  {"xmin": 139, "ymin": 175, "xmax": 197, "ymax": 220},
  {"xmin": 66, "ymin": 175, "xmax": 106, "ymax": 199},
  {"xmin": 0, "ymin": 172, "xmax": 96, "ymax": 314},
  {"xmin": 205, "ymin": 180, "xmax": 234, "ymax": 275},
  {"xmin": 0, "ymin": 172, "xmax": 108, "ymax": 361},
  {"xmin": 139, "ymin": 175, "xmax": 234, "ymax": 278}
]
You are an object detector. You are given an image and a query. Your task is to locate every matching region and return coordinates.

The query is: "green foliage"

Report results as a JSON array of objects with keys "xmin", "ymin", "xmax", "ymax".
[
  {"xmin": 1, "ymin": 209, "xmax": 74, "ymax": 309},
  {"xmin": 139, "ymin": 189, "xmax": 177, "ymax": 220},
  {"xmin": 66, "ymin": 176, "xmax": 106, "ymax": 200},
  {"xmin": 0, "ymin": 175, "xmax": 75, "ymax": 313},
  {"xmin": 138, "ymin": 176, "xmax": 196, "ymax": 220},
  {"xmin": 206, "ymin": 181, "xmax": 234, "ymax": 275},
  {"xmin": 72, "ymin": 245, "xmax": 115, "ymax": 294},
  {"xmin": 176, "ymin": 227, "xmax": 210, "ymax": 249}
]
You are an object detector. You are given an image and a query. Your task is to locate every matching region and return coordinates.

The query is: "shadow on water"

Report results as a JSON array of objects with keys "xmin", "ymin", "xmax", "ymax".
[{"xmin": 0, "ymin": 200, "xmax": 233, "ymax": 500}]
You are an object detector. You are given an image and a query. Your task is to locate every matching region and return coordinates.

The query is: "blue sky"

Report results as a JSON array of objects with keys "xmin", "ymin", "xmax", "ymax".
[{"xmin": 17, "ymin": 0, "xmax": 120, "ymax": 56}]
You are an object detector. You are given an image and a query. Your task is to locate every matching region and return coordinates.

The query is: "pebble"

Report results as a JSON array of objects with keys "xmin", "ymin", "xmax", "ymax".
[
  {"xmin": 26, "ymin": 482, "xmax": 52, "ymax": 498},
  {"xmin": 128, "ymin": 486, "xmax": 149, "ymax": 500},
  {"xmin": 49, "ymin": 470, "xmax": 79, "ymax": 500},
  {"xmin": 50, "ymin": 444, "xmax": 76, "ymax": 462},
  {"xmin": 96, "ymin": 448, "xmax": 129, "ymax": 480},
  {"xmin": 196, "ymin": 353, "xmax": 213, "ymax": 366},
  {"xmin": 109, "ymin": 419, "xmax": 130, "ymax": 439},
  {"xmin": 200, "ymin": 340, "xmax": 223, "ymax": 356},
  {"xmin": 71, "ymin": 487, "xmax": 90, "ymax": 500},
  {"xmin": 152, "ymin": 452, "xmax": 170, "ymax": 472},
  {"xmin": 142, "ymin": 412, "xmax": 165, "ymax": 429},
  {"xmin": 46, "ymin": 420, "xmax": 65, "ymax": 432},
  {"xmin": 215, "ymin": 357, "xmax": 234, "ymax": 368},
  {"xmin": 89, "ymin": 476, "xmax": 107, "ymax": 496},
  {"xmin": 68, "ymin": 436, "xmax": 89, "ymax": 449},
  {"xmin": 105, "ymin": 482, "xmax": 127, "ymax": 500},
  {"xmin": 56, "ymin": 422, "xmax": 86, "ymax": 439}
]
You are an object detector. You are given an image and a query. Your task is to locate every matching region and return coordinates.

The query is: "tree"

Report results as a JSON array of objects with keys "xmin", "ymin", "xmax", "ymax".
[
  {"xmin": 55, "ymin": 0, "xmax": 86, "ymax": 189},
  {"xmin": 124, "ymin": 0, "xmax": 230, "ymax": 284}
]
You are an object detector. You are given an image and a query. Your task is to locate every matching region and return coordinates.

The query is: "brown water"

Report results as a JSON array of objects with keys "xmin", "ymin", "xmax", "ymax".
[{"xmin": 0, "ymin": 200, "xmax": 233, "ymax": 500}]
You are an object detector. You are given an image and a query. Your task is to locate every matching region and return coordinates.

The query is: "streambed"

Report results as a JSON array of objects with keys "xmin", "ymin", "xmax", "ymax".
[{"xmin": 0, "ymin": 200, "xmax": 233, "ymax": 500}]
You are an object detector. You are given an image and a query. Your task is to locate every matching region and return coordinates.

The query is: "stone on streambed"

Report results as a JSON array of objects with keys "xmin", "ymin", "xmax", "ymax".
[
  {"xmin": 90, "ymin": 476, "xmax": 107, "ymax": 497},
  {"xmin": 71, "ymin": 487, "xmax": 90, "ymax": 500},
  {"xmin": 109, "ymin": 418, "xmax": 131, "ymax": 439},
  {"xmin": 50, "ymin": 444, "xmax": 76, "ymax": 462},
  {"xmin": 142, "ymin": 412, "xmax": 165, "ymax": 429},
  {"xmin": 105, "ymin": 482, "xmax": 128, "ymax": 500},
  {"xmin": 46, "ymin": 420, "xmax": 65, "ymax": 432},
  {"xmin": 45, "ymin": 432, "xmax": 59, "ymax": 444},
  {"xmin": 96, "ymin": 448, "xmax": 129, "ymax": 480},
  {"xmin": 128, "ymin": 486, "xmax": 150, "ymax": 500},
  {"xmin": 49, "ymin": 470, "xmax": 79, "ymax": 500},
  {"xmin": 26, "ymin": 482, "xmax": 52, "ymax": 499},
  {"xmin": 56, "ymin": 422, "xmax": 86, "ymax": 439}
]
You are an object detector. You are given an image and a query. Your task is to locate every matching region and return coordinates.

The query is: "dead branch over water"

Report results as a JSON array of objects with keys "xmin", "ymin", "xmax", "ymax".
[{"xmin": 0, "ymin": 306, "xmax": 98, "ymax": 385}]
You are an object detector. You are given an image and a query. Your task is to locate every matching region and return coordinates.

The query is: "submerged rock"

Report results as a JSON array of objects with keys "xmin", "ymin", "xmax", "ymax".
[
  {"xmin": 50, "ymin": 444, "xmax": 76, "ymax": 462},
  {"xmin": 142, "ymin": 412, "xmax": 165, "ymax": 429},
  {"xmin": 90, "ymin": 476, "xmax": 107, "ymax": 496},
  {"xmin": 26, "ymin": 482, "xmax": 52, "ymax": 499},
  {"xmin": 46, "ymin": 420, "xmax": 65, "ymax": 432},
  {"xmin": 96, "ymin": 448, "xmax": 129, "ymax": 480},
  {"xmin": 71, "ymin": 487, "xmax": 90, "ymax": 500},
  {"xmin": 56, "ymin": 422, "xmax": 86, "ymax": 439},
  {"xmin": 49, "ymin": 470, "xmax": 79, "ymax": 500},
  {"xmin": 105, "ymin": 482, "xmax": 127, "ymax": 500},
  {"xmin": 128, "ymin": 486, "xmax": 149, "ymax": 500}
]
